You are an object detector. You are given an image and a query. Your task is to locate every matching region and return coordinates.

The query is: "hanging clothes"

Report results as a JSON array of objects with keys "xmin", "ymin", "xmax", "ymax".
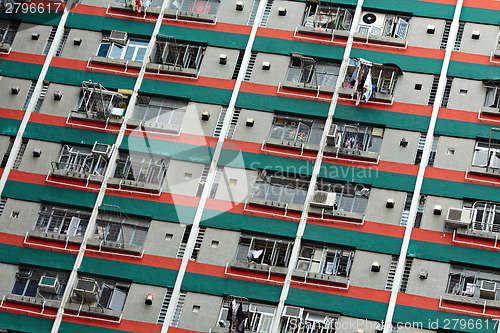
[
  {"xmin": 235, "ymin": 303, "xmax": 248, "ymax": 333},
  {"xmin": 363, "ymin": 69, "xmax": 373, "ymax": 103}
]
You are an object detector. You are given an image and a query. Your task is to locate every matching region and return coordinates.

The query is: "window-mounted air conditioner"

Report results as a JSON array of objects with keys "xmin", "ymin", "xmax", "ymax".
[
  {"xmin": 109, "ymin": 30, "xmax": 128, "ymax": 45},
  {"xmin": 326, "ymin": 125, "xmax": 341, "ymax": 147},
  {"xmin": 92, "ymin": 142, "xmax": 112, "ymax": 158},
  {"xmin": 310, "ymin": 191, "xmax": 337, "ymax": 208},
  {"xmin": 359, "ymin": 12, "xmax": 386, "ymax": 35},
  {"xmin": 74, "ymin": 278, "xmax": 100, "ymax": 301},
  {"xmin": 38, "ymin": 276, "xmax": 61, "ymax": 294},
  {"xmin": 283, "ymin": 305, "xmax": 303, "ymax": 318},
  {"xmin": 480, "ymin": 280, "xmax": 497, "ymax": 300},
  {"xmin": 445, "ymin": 208, "xmax": 472, "ymax": 228}
]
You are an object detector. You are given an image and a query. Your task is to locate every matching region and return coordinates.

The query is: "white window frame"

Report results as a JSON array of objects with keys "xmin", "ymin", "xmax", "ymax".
[
  {"xmin": 484, "ymin": 86, "xmax": 500, "ymax": 108},
  {"xmin": 97, "ymin": 38, "xmax": 149, "ymax": 62},
  {"xmin": 472, "ymin": 142, "xmax": 500, "ymax": 169},
  {"xmin": 296, "ymin": 244, "xmax": 354, "ymax": 277},
  {"xmin": 55, "ymin": 145, "xmax": 109, "ymax": 177},
  {"xmin": 446, "ymin": 266, "xmax": 500, "ymax": 300},
  {"xmin": 216, "ymin": 301, "xmax": 276, "ymax": 332},
  {"xmin": 132, "ymin": 97, "xmax": 187, "ymax": 126},
  {"xmin": 279, "ymin": 307, "xmax": 337, "ymax": 333},
  {"xmin": 471, "ymin": 202, "xmax": 500, "ymax": 233},
  {"xmin": 235, "ymin": 235, "xmax": 294, "ymax": 268},
  {"xmin": 34, "ymin": 205, "xmax": 90, "ymax": 237},
  {"xmin": 169, "ymin": 0, "xmax": 220, "ymax": 15},
  {"xmin": 302, "ymin": 4, "xmax": 354, "ymax": 31},
  {"xmin": 114, "ymin": 151, "xmax": 169, "ymax": 185}
]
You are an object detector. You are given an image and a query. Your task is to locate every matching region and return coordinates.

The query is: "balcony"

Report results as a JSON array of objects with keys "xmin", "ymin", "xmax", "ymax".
[
  {"xmin": 296, "ymin": 2, "xmax": 353, "ymax": 40},
  {"xmin": 470, "ymin": 136, "xmax": 500, "ymax": 179},
  {"xmin": 108, "ymin": 0, "xmax": 162, "ymax": 15},
  {"xmin": 353, "ymin": 12, "xmax": 410, "ymax": 47},
  {"xmin": 165, "ymin": 0, "xmax": 219, "ymax": 23}
]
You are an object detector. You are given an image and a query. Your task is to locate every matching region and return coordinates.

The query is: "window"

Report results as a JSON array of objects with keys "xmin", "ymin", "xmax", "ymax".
[
  {"xmin": 71, "ymin": 277, "xmax": 130, "ymax": 312},
  {"xmin": 34, "ymin": 206, "xmax": 90, "ymax": 237},
  {"xmin": 97, "ymin": 38, "xmax": 148, "ymax": 62},
  {"xmin": 279, "ymin": 307, "xmax": 337, "ymax": 333},
  {"xmin": 53, "ymin": 145, "xmax": 109, "ymax": 177},
  {"xmin": 471, "ymin": 202, "xmax": 500, "ymax": 233},
  {"xmin": 94, "ymin": 219, "xmax": 149, "ymax": 247},
  {"xmin": 358, "ymin": 13, "xmax": 410, "ymax": 39},
  {"xmin": 74, "ymin": 81, "xmax": 126, "ymax": 119},
  {"xmin": 114, "ymin": 0, "xmax": 163, "ymax": 7},
  {"xmin": 151, "ymin": 35, "xmax": 205, "ymax": 70},
  {"xmin": 329, "ymin": 123, "xmax": 383, "ymax": 153},
  {"xmin": 235, "ymin": 235, "xmax": 294, "ymax": 268},
  {"xmin": 169, "ymin": 0, "xmax": 220, "ymax": 15},
  {"xmin": 0, "ymin": 20, "xmax": 19, "ymax": 46},
  {"xmin": 472, "ymin": 142, "xmax": 500, "ymax": 169},
  {"xmin": 11, "ymin": 267, "xmax": 69, "ymax": 301},
  {"xmin": 343, "ymin": 58, "xmax": 401, "ymax": 96},
  {"xmin": 131, "ymin": 97, "xmax": 187, "ymax": 125},
  {"xmin": 296, "ymin": 244, "xmax": 354, "ymax": 277},
  {"xmin": 269, "ymin": 116, "xmax": 324, "ymax": 145},
  {"xmin": 217, "ymin": 299, "xmax": 276, "ymax": 333},
  {"xmin": 286, "ymin": 55, "xmax": 340, "ymax": 87},
  {"xmin": 317, "ymin": 182, "xmax": 370, "ymax": 215},
  {"xmin": 302, "ymin": 2, "xmax": 354, "ymax": 31},
  {"xmin": 484, "ymin": 86, "xmax": 500, "ymax": 109},
  {"xmin": 114, "ymin": 152, "xmax": 168, "ymax": 185},
  {"xmin": 446, "ymin": 266, "xmax": 500, "ymax": 301},
  {"xmin": 251, "ymin": 171, "xmax": 309, "ymax": 205}
]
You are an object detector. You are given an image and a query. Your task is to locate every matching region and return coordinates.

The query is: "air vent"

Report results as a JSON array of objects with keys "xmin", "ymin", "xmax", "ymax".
[
  {"xmin": 362, "ymin": 13, "xmax": 377, "ymax": 24},
  {"xmin": 445, "ymin": 208, "xmax": 471, "ymax": 228},
  {"xmin": 109, "ymin": 30, "xmax": 127, "ymax": 44},
  {"xmin": 310, "ymin": 191, "xmax": 336, "ymax": 208}
]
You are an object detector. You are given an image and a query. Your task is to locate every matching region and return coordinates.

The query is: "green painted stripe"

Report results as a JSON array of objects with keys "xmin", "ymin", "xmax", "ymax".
[
  {"xmin": 303, "ymin": 224, "xmax": 403, "ymax": 256},
  {"xmin": 79, "ymin": 256, "xmax": 178, "ymax": 288},
  {"xmin": 253, "ymin": 36, "xmax": 345, "ymax": 62},
  {"xmin": 45, "ymin": 66, "xmax": 137, "ymax": 91},
  {"xmin": 393, "ymin": 304, "xmax": 498, "ymax": 333},
  {"xmin": 287, "ymin": 287, "xmax": 388, "ymax": 322},
  {"xmin": 140, "ymin": 79, "xmax": 233, "ymax": 109},
  {"xmin": 0, "ymin": 11, "xmax": 62, "ymax": 26},
  {"xmin": 159, "ymin": 25, "xmax": 249, "ymax": 50},
  {"xmin": 421, "ymin": 178, "xmax": 500, "ymax": 203},
  {"xmin": 362, "ymin": 0, "xmax": 455, "ymax": 20},
  {"xmin": 2, "ymin": 181, "xmax": 98, "ymax": 209},
  {"xmin": 120, "ymin": 135, "xmax": 214, "ymax": 163},
  {"xmin": 435, "ymin": 118, "xmax": 500, "ymax": 141},
  {"xmin": 461, "ymin": 6, "xmax": 500, "ymax": 26},
  {"xmin": 448, "ymin": 61, "xmax": 500, "ymax": 81},
  {"xmin": 350, "ymin": 48, "xmax": 443, "ymax": 75},
  {"xmin": 181, "ymin": 272, "xmax": 283, "ymax": 304},
  {"xmin": 0, "ymin": 59, "xmax": 42, "ymax": 80},
  {"xmin": 103, "ymin": 195, "xmax": 197, "ymax": 223},
  {"xmin": 408, "ymin": 239, "xmax": 500, "ymax": 270},
  {"xmin": 0, "ymin": 117, "xmax": 21, "ymax": 137},
  {"xmin": 66, "ymin": 12, "xmax": 155, "ymax": 37},
  {"xmin": 0, "ymin": 243, "xmax": 75, "ymax": 271},
  {"xmin": 200, "ymin": 209, "xmax": 299, "ymax": 239},
  {"xmin": 59, "ymin": 321, "xmax": 134, "ymax": 333},
  {"xmin": 24, "ymin": 122, "xmax": 117, "ymax": 146},
  {"xmin": 0, "ymin": 311, "xmax": 54, "ymax": 333}
]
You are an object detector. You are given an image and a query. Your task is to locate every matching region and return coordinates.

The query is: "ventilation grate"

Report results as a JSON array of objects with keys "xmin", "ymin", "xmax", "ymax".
[
  {"xmin": 43, "ymin": 26, "xmax": 58, "ymax": 55},
  {"xmin": 176, "ymin": 224, "xmax": 193, "ymax": 259},
  {"xmin": 247, "ymin": 0, "xmax": 261, "ymax": 26},
  {"xmin": 385, "ymin": 255, "xmax": 399, "ymax": 291},
  {"xmin": 22, "ymin": 81, "xmax": 37, "ymax": 111},
  {"xmin": 399, "ymin": 193, "xmax": 413, "ymax": 227},
  {"xmin": 427, "ymin": 75, "xmax": 440, "ymax": 106},
  {"xmin": 191, "ymin": 226, "xmax": 206, "ymax": 260},
  {"xmin": 12, "ymin": 138, "xmax": 28, "ymax": 170},
  {"xmin": 399, "ymin": 258, "xmax": 414, "ymax": 293},
  {"xmin": 55, "ymin": 28, "xmax": 70, "ymax": 57},
  {"xmin": 156, "ymin": 289, "xmax": 172, "ymax": 324},
  {"xmin": 414, "ymin": 133, "xmax": 426, "ymax": 165},
  {"xmin": 428, "ymin": 136, "xmax": 439, "ymax": 167},
  {"xmin": 440, "ymin": 20, "xmax": 451, "ymax": 50},
  {"xmin": 231, "ymin": 51, "xmax": 245, "ymax": 80},
  {"xmin": 440, "ymin": 77, "xmax": 453, "ymax": 108},
  {"xmin": 170, "ymin": 292, "xmax": 187, "ymax": 327},
  {"xmin": 33, "ymin": 83, "xmax": 49, "ymax": 113},
  {"xmin": 453, "ymin": 21, "xmax": 465, "ymax": 51},
  {"xmin": 209, "ymin": 167, "xmax": 224, "ymax": 199},
  {"xmin": 213, "ymin": 107, "xmax": 227, "ymax": 138},
  {"xmin": 195, "ymin": 164, "xmax": 210, "ymax": 197},
  {"xmin": 259, "ymin": 0, "xmax": 273, "ymax": 27},
  {"xmin": 0, "ymin": 137, "xmax": 15, "ymax": 169},
  {"xmin": 226, "ymin": 108, "xmax": 241, "ymax": 139},
  {"xmin": 243, "ymin": 52, "xmax": 258, "ymax": 82}
]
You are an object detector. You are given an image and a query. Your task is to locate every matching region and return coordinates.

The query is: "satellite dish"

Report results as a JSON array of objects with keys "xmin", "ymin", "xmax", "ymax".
[{"xmin": 362, "ymin": 13, "xmax": 377, "ymax": 24}]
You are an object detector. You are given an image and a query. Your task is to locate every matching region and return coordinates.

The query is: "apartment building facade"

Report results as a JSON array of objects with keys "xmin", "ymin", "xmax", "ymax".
[{"xmin": 0, "ymin": 0, "xmax": 499, "ymax": 332}]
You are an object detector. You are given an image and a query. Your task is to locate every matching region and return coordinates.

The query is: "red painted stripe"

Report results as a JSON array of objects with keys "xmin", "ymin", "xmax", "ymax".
[
  {"xmin": 127, "ymin": 129, "xmax": 218, "ymax": 148},
  {"xmin": 0, "ymin": 108, "xmax": 24, "ymax": 120},
  {"xmin": 463, "ymin": 0, "xmax": 500, "ymax": 10},
  {"xmin": 9, "ymin": 170, "xmax": 102, "ymax": 191},
  {"xmin": 61, "ymin": 315, "xmax": 162, "ymax": 333},
  {"xmin": 411, "ymin": 227, "xmax": 500, "ymax": 250},
  {"xmin": 425, "ymin": 166, "xmax": 500, "ymax": 187},
  {"xmin": 168, "ymin": 328, "xmax": 202, "ymax": 333},
  {"xmin": 0, "ymin": 51, "xmax": 46, "ymax": 65},
  {"xmin": 451, "ymin": 52, "xmax": 500, "ymax": 67},
  {"xmin": 29, "ymin": 111, "xmax": 121, "ymax": 132},
  {"xmin": 417, "ymin": 0, "xmax": 457, "ymax": 5}
]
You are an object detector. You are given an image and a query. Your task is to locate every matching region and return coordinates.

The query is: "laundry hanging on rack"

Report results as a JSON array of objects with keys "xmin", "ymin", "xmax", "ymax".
[{"xmin": 363, "ymin": 69, "xmax": 374, "ymax": 103}]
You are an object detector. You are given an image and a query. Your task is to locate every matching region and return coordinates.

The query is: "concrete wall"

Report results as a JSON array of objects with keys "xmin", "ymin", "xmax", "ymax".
[
  {"xmin": 177, "ymin": 292, "xmax": 224, "ymax": 332},
  {"xmin": 445, "ymin": 78, "xmax": 485, "ymax": 112},
  {"xmin": 39, "ymin": 83, "xmax": 81, "ymax": 117},
  {"xmin": 0, "ymin": 77, "xmax": 33, "ymax": 110},
  {"xmin": 217, "ymin": 0, "xmax": 253, "ymax": 25},
  {"xmin": 393, "ymin": 72, "xmax": 435, "ymax": 106},
  {"xmin": 164, "ymin": 160, "xmax": 205, "ymax": 197},
  {"xmin": 248, "ymin": 53, "xmax": 291, "ymax": 85},
  {"xmin": 181, "ymin": 102, "xmax": 221, "ymax": 137},
  {"xmin": 212, "ymin": 166, "xmax": 258, "ymax": 203},
  {"xmin": 0, "ymin": 199, "xmax": 41, "ymax": 236},
  {"xmin": 60, "ymin": 29, "xmax": 103, "ymax": 61},
  {"xmin": 365, "ymin": 188, "xmax": 407, "ymax": 226},
  {"xmin": 199, "ymin": 47, "xmax": 240, "ymax": 80},
  {"xmin": 459, "ymin": 23, "xmax": 500, "ymax": 56},
  {"xmin": 349, "ymin": 250, "xmax": 392, "ymax": 290},
  {"xmin": 407, "ymin": 17, "xmax": 447, "ymax": 49},
  {"xmin": 0, "ymin": 264, "xmax": 19, "ymax": 299},
  {"xmin": 379, "ymin": 129, "xmax": 420, "ymax": 164},
  {"xmin": 231, "ymin": 109, "xmax": 274, "ymax": 144},
  {"xmin": 265, "ymin": 0, "xmax": 305, "ymax": 31},
  {"xmin": 0, "ymin": 135, "xmax": 11, "ymax": 158},
  {"xmin": 196, "ymin": 228, "xmax": 240, "ymax": 266},
  {"xmin": 122, "ymin": 283, "xmax": 167, "ymax": 323},
  {"xmin": 418, "ymin": 195, "xmax": 463, "ymax": 233},
  {"xmin": 11, "ymin": 23, "xmax": 52, "ymax": 55},
  {"xmin": 143, "ymin": 220, "xmax": 185, "ymax": 257},
  {"xmin": 432, "ymin": 136, "xmax": 476, "ymax": 172},
  {"xmin": 17, "ymin": 140, "xmax": 62, "ymax": 175},
  {"xmin": 405, "ymin": 258, "xmax": 450, "ymax": 299}
]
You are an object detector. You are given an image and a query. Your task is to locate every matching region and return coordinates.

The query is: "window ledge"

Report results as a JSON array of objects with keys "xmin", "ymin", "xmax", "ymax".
[
  {"xmin": 6, "ymin": 294, "xmax": 61, "ymax": 308},
  {"xmin": 27, "ymin": 229, "xmax": 83, "ymax": 244},
  {"xmin": 281, "ymin": 81, "xmax": 335, "ymax": 94},
  {"xmin": 90, "ymin": 55, "xmax": 143, "ymax": 70},
  {"xmin": 127, "ymin": 119, "xmax": 181, "ymax": 134},
  {"xmin": 70, "ymin": 111, "xmax": 124, "ymax": 125},
  {"xmin": 445, "ymin": 219, "xmax": 470, "ymax": 229},
  {"xmin": 308, "ymin": 206, "xmax": 364, "ymax": 222},
  {"xmin": 146, "ymin": 63, "xmax": 198, "ymax": 77},
  {"xmin": 296, "ymin": 26, "xmax": 334, "ymax": 37},
  {"xmin": 291, "ymin": 270, "xmax": 349, "ymax": 286},
  {"xmin": 108, "ymin": 177, "xmax": 162, "ymax": 193},
  {"xmin": 480, "ymin": 107, "xmax": 500, "ymax": 116},
  {"xmin": 338, "ymin": 86, "xmax": 393, "ymax": 103},
  {"xmin": 247, "ymin": 197, "xmax": 304, "ymax": 212},
  {"xmin": 0, "ymin": 42, "xmax": 11, "ymax": 53},
  {"xmin": 109, "ymin": 3, "xmax": 161, "ymax": 14},
  {"xmin": 353, "ymin": 32, "xmax": 407, "ymax": 47},
  {"xmin": 164, "ymin": 9, "xmax": 216, "ymax": 23},
  {"xmin": 86, "ymin": 238, "xmax": 143, "ymax": 254},
  {"xmin": 51, "ymin": 169, "xmax": 105, "ymax": 183},
  {"xmin": 323, "ymin": 145, "xmax": 379, "ymax": 161},
  {"xmin": 456, "ymin": 227, "xmax": 499, "ymax": 240},
  {"xmin": 442, "ymin": 293, "xmax": 500, "ymax": 309},
  {"xmin": 229, "ymin": 260, "xmax": 288, "ymax": 275},
  {"xmin": 65, "ymin": 302, "xmax": 122, "ymax": 319},
  {"xmin": 265, "ymin": 137, "xmax": 320, "ymax": 152},
  {"xmin": 469, "ymin": 166, "xmax": 500, "ymax": 178}
]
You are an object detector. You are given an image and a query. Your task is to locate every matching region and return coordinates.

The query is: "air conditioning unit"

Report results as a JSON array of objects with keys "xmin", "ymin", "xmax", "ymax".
[
  {"xmin": 92, "ymin": 142, "xmax": 112, "ymax": 158},
  {"xmin": 326, "ymin": 125, "xmax": 342, "ymax": 147},
  {"xmin": 38, "ymin": 276, "xmax": 61, "ymax": 294},
  {"xmin": 296, "ymin": 260, "xmax": 310, "ymax": 271},
  {"xmin": 310, "ymin": 191, "xmax": 336, "ymax": 208},
  {"xmin": 480, "ymin": 280, "xmax": 497, "ymax": 300},
  {"xmin": 16, "ymin": 268, "xmax": 32, "ymax": 279},
  {"xmin": 74, "ymin": 278, "xmax": 100, "ymax": 302},
  {"xmin": 359, "ymin": 12, "xmax": 386, "ymax": 35},
  {"xmin": 283, "ymin": 305, "xmax": 303, "ymax": 318},
  {"xmin": 109, "ymin": 30, "xmax": 128, "ymax": 45},
  {"xmin": 445, "ymin": 208, "xmax": 472, "ymax": 228}
]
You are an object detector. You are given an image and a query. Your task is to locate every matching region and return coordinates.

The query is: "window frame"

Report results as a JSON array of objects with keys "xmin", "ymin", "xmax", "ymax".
[
  {"xmin": 301, "ymin": 2, "xmax": 354, "ymax": 31},
  {"xmin": 446, "ymin": 266, "xmax": 500, "ymax": 300},
  {"xmin": 471, "ymin": 202, "xmax": 500, "ymax": 233},
  {"xmin": 296, "ymin": 244, "xmax": 354, "ymax": 278},
  {"xmin": 268, "ymin": 116, "xmax": 324, "ymax": 145},
  {"xmin": 472, "ymin": 142, "xmax": 500, "ymax": 169},
  {"xmin": 216, "ymin": 299, "xmax": 276, "ymax": 332},
  {"xmin": 93, "ymin": 219, "xmax": 150, "ymax": 247},
  {"xmin": 484, "ymin": 86, "xmax": 500, "ymax": 109},
  {"xmin": 285, "ymin": 57, "xmax": 340, "ymax": 88},
  {"xmin": 113, "ymin": 151, "xmax": 169, "ymax": 185},
  {"xmin": 152, "ymin": 36, "xmax": 206, "ymax": 70},
  {"xmin": 34, "ymin": 205, "xmax": 90, "ymax": 237},
  {"xmin": 169, "ymin": 0, "xmax": 220, "ymax": 15},
  {"xmin": 332, "ymin": 122, "xmax": 383, "ymax": 154},
  {"xmin": 132, "ymin": 97, "xmax": 187, "ymax": 126},
  {"xmin": 55, "ymin": 145, "xmax": 109, "ymax": 177},
  {"xmin": 343, "ymin": 58, "xmax": 401, "ymax": 96},
  {"xmin": 279, "ymin": 307, "xmax": 338, "ymax": 333},
  {"xmin": 235, "ymin": 235, "xmax": 294, "ymax": 268},
  {"xmin": 97, "ymin": 38, "xmax": 149, "ymax": 62},
  {"xmin": 11, "ymin": 267, "xmax": 69, "ymax": 301}
]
